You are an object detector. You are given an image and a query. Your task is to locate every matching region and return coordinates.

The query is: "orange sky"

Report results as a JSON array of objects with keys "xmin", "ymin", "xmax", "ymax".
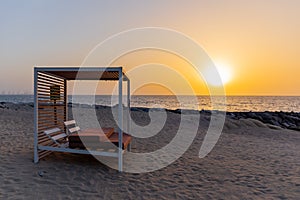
[{"xmin": 0, "ymin": 1, "xmax": 299, "ymax": 95}]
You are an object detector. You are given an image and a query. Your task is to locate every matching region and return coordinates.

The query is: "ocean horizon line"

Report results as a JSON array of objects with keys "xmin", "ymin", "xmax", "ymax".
[
  {"xmin": 1, "ymin": 95, "xmax": 299, "ymax": 112},
  {"xmin": 0, "ymin": 94, "xmax": 300, "ymax": 97}
]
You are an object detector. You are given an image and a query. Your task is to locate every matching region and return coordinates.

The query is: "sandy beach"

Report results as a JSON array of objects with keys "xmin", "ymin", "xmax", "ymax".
[{"xmin": 0, "ymin": 103, "xmax": 299, "ymax": 199}]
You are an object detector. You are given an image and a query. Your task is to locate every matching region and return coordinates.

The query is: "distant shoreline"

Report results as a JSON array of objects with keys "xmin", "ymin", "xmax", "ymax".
[
  {"xmin": 1, "ymin": 102, "xmax": 299, "ymax": 132},
  {"xmin": 0, "ymin": 94, "xmax": 300, "ymax": 97},
  {"xmin": 0, "ymin": 95, "xmax": 300, "ymax": 112}
]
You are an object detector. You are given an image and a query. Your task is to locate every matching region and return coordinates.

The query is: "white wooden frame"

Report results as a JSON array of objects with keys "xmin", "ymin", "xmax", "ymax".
[{"xmin": 33, "ymin": 67, "xmax": 131, "ymax": 172}]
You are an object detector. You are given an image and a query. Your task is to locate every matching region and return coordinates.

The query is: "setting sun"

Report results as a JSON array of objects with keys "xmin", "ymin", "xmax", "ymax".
[
  {"xmin": 215, "ymin": 62, "xmax": 233, "ymax": 85},
  {"xmin": 203, "ymin": 61, "xmax": 233, "ymax": 87}
]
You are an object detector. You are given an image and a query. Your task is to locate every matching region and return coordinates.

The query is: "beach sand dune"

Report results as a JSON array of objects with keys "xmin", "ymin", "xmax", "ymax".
[{"xmin": 0, "ymin": 106, "xmax": 299, "ymax": 199}]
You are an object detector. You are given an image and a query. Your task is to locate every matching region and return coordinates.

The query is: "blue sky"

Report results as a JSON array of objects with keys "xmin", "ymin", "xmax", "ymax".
[{"xmin": 1, "ymin": 0, "xmax": 299, "ymax": 95}]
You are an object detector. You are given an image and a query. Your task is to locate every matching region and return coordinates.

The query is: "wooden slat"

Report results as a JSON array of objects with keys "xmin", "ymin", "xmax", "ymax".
[
  {"xmin": 38, "ymin": 125, "xmax": 63, "ymax": 132},
  {"xmin": 37, "ymin": 82, "xmax": 52, "ymax": 87},
  {"xmin": 38, "ymin": 103, "xmax": 65, "ymax": 107},
  {"xmin": 38, "ymin": 103, "xmax": 66, "ymax": 106},
  {"xmin": 37, "ymin": 79, "xmax": 64, "ymax": 87},
  {"xmin": 39, "ymin": 141, "xmax": 51, "ymax": 146},
  {"xmin": 38, "ymin": 108, "xmax": 65, "ymax": 112},
  {"xmin": 37, "ymin": 74, "xmax": 64, "ymax": 83},
  {"xmin": 37, "ymin": 84, "xmax": 52, "ymax": 90},
  {"xmin": 37, "ymin": 80, "xmax": 64, "ymax": 88},
  {"xmin": 38, "ymin": 134, "xmax": 49, "ymax": 138},
  {"xmin": 39, "ymin": 106, "xmax": 65, "ymax": 109},
  {"xmin": 38, "ymin": 117, "xmax": 65, "ymax": 123},
  {"xmin": 44, "ymin": 111, "xmax": 63, "ymax": 116},
  {"xmin": 39, "ymin": 138, "xmax": 53, "ymax": 145},
  {"xmin": 38, "ymin": 104, "xmax": 65, "ymax": 108},
  {"xmin": 38, "ymin": 123, "xmax": 64, "ymax": 130},
  {"xmin": 38, "ymin": 110, "xmax": 65, "ymax": 115},
  {"xmin": 38, "ymin": 72, "xmax": 65, "ymax": 82},
  {"xmin": 38, "ymin": 116, "xmax": 65, "ymax": 121},
  {"xmin": 38, "ymin": 138, "xmax": 51, "ymax": 145},
  {"xmin": 37, "ymin": 88, "xmax": 51, "ymax": 93},
  {"xmin": 37, "ymin": 96, "xmax": 58, "ymax": 101},
  {"xmin": 38, "ymin": 115, "xmax": 65, "ymax": 121},
  {"xmin": 38, "ymin": 81, "xmax": 65, "ymax": 88},
  {"xmin": 38, "ymin": 115, "xmax": 65, "ymax": 120},
  {"xmin": 37, "ymin": 97, "xmax": 51, "ymax": 101},
  {"xmin": 37, "ymin": 91, "xmax": 64, "ymax": 96},
  {"xmin": 39, "ymin": 142, "xmax": 53, "ymax": 148},
  {"xmin": 38, "ymin": 95, "xmax": 61, "ymax": 99},
  {"xmin": 38, "ymin": 108, "xmax": 65, "ymax": 113},
  {"xmin": 38, "ymin": 117, "xmax": 55, "ymax": 122},
  {"xmin": 38, "ymin": 86, "xmax": 65, "ymax": 92},
  {"xmin": 37, "ymin": 94, "xmax": 53, "ymax": 98},
  {"xmin": 38, "ymin": 100, "xmax": 65, "ymax": 103},
  {"xmin": 37, "ymin": 81, "xmax": 64, "ymax": 89},
  {"xmin": 38, "ymin": 121, "xmax": 58, "ymax": 126},
  {"xmin": 38, "ymin": 87, "xmax": 63, "ymax": 93},
  {"xmin": 37, "ymin": 93, "xmax": 65, "ymax": 98},
  {"xmin": 38, "ymin": 135, "xmax": 50, "ymax": 139},
  {"xmin": 39, "ymin": 123, "xmax": 64, "ymax": 129},
  {"xmin": 38, "ymin": 75, "xmax": 64, "ymax": 85}
]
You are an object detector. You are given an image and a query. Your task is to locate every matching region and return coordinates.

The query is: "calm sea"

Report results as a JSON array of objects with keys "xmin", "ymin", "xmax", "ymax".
[{"xmin": 0, "ymin": 95, "xmax": 299, "ymax": 112}]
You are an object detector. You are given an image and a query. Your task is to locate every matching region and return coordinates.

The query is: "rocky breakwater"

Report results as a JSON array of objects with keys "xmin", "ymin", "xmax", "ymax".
[
  {"xmin": 1, "ymin": 102, "xmax": 299, "ymax": 132},
  {"xmin": 169, "ymin": 108, "xmax": 300, "ymax": 131},
  {"xmin": 227, "ymin": 111, "xmax": 300, "ymax": 131},
  {"xmin": 0, "ymin": 102, "xmax": 34, "ymax": 111}
]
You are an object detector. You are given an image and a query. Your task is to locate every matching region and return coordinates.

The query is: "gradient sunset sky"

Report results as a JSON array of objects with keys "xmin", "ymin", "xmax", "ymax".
[{"xmin": 0, "ymin": 0, "xmax": 299, "ymax": 95}]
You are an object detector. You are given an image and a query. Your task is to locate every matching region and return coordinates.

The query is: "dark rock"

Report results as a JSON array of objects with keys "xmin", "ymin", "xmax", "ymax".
[
  {"xmin": 200, "ymin": 110, "xmax": 212, "ymax": 114},
  {"xmin": 282, "ymin": 122, "xmax": 291, "ymax": 128},
  {"xmin": 269, "ymin": 120, "xmax": 281, "ymax": 127},
  {"xmin": 227, "ymin": 112, "xmax": 236, "ymax": 119},
  {"xmin": 226, "ymin": 111, "xmax": 300, "ymax": 131},
  {"xmin": 261, "ymin": 112, "xmax": 273, "ymax": 121},
  {"xmin": 180, "ymin": 109, "xmax": 200, "ymax": 114},
  {"xmin": 130, "ymin": 107, "xmax": 150, "ymax": 112},
  {"xmin": 247, "ymin": 112, "xmax": 258, "ymax": 119},
  {"xmin": 150, "ymin": 108, "xmax": 166, "ymax": 112}
]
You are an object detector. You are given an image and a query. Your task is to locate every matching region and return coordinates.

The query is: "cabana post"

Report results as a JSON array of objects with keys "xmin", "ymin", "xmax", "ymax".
[
  {"xmin": 118, "ymin": 68, "xmax": 123, "ymax": 171},
  {"xmin": 127, "ymin": 79, "xmax": 131, "ymax": 151},
  {"xmin": 33, "ymin": 67, "xmax": 39, "ymax": 163}
]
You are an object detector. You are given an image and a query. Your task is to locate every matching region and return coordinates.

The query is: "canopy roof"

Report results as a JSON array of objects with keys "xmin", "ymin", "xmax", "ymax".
[{"xmin": 35, "ymin": 67, "xmax": 128, "ymax": 81}]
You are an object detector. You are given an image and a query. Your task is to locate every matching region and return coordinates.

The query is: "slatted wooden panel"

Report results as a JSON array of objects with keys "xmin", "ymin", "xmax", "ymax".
[{"xmin": 37, "ymin": 72, "xmax": 67, "ymax": 158}]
